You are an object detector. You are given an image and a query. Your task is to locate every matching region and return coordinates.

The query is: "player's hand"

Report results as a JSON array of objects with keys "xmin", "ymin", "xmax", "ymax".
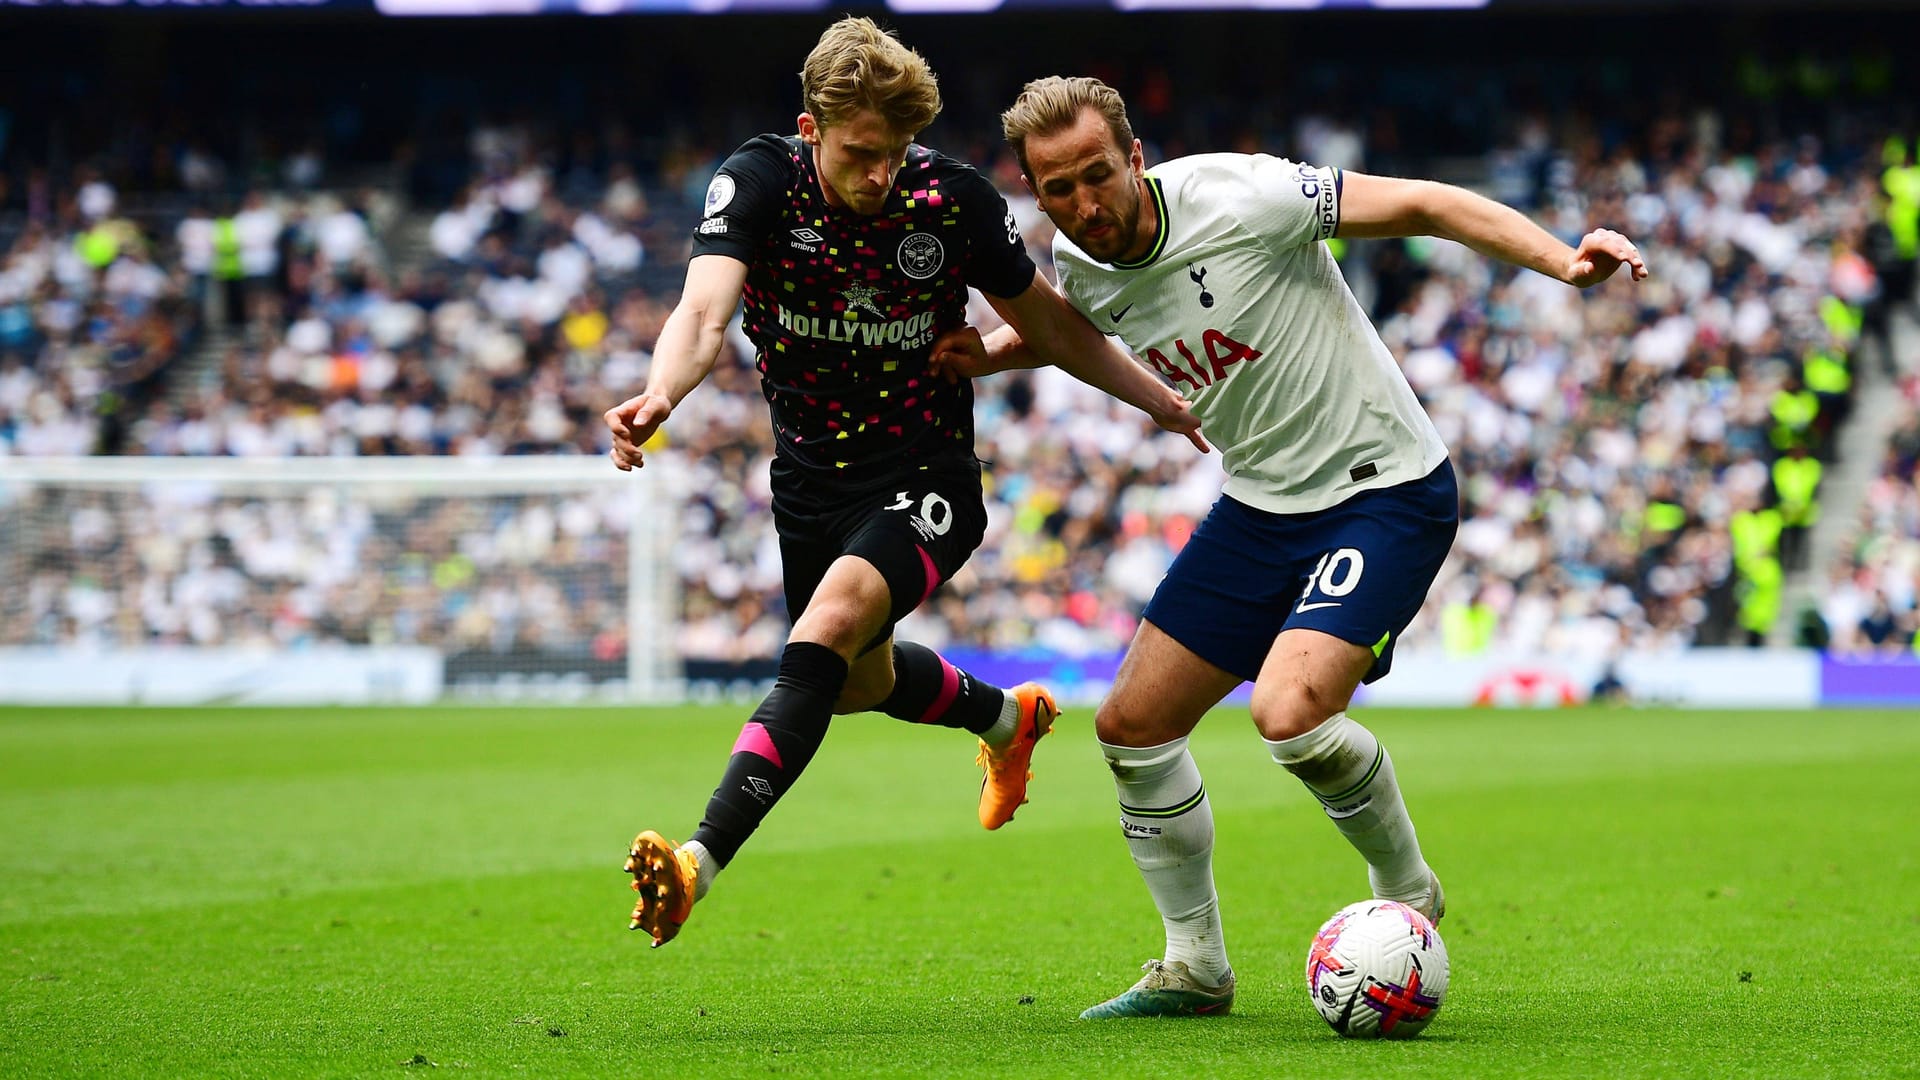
[
  {"xmin": 1151, "ymin": 394, "xmax": 1210, "ymax": 454},
  {"xmin": 1565, "ymin": 228, "xmax": 1648, "ymax": 288},
  {"xmin": 927, "ymin": 325, "xmax": 1000, "ymax": 384},
  {"xmin": 604, "ymin": 392, "xmax": 673, "ymax": 471}
]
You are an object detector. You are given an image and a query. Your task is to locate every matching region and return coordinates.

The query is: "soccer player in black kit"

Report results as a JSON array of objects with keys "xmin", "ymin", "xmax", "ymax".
[{"xmin": 605, "ymin": 17, "xmax": 1204, "ymax": 947}]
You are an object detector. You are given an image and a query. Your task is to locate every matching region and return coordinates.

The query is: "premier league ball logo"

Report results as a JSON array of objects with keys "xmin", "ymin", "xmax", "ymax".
[{"xmin": 704, "ymin": 174, "xmax": 736, "ymax": 217}]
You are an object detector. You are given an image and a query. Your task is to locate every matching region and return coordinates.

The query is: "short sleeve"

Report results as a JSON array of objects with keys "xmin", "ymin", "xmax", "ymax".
[
  {"xmin": 1048, "ymin": 237, "xmax": 1095, "ymax": 327},
  {"xmin": 950, "ymin": 170, "xmax": 1037, "ymax": 300},
  {"xmin": 1243, "ymin": 155, "xmax": 1342, "ymax": 249},
  {"xmin": 689, "ymin": 136, "xmax": 790, "ymax": 263}
]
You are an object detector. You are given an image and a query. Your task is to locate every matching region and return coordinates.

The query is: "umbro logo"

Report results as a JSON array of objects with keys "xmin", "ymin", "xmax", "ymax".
[
  {"xmin": 1110, "ymin": 303, "xmax": 1134, "ymax": 323},
  {"xmin": 790, "ymin": 227, "xmax": 824, "ymax": 252}
]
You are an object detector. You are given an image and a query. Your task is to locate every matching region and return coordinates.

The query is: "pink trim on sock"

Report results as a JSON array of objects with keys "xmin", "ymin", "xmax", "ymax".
[
  {"xmin": 731, "ymin": 722, "xmax": 783, "ymax": 768},
  {"xmin": 917, "ymin": 545, "xmax": 942, "ymax": 605},
  {"xmin": 919, "ymin": 654, "xmax": 962, "ymax": 725}
]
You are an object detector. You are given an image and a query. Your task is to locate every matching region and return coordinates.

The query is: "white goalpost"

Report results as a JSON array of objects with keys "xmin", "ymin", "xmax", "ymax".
[{"xmin": 0, "ymin": 456, "xmax": 680, "ymax": 704}]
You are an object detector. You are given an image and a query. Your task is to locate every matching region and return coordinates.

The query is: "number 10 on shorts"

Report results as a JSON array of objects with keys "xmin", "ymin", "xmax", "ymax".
[
  {"xmin": 885, "ymin": 490, "xmax": 954, "ymax": 537},
  {"xmin": 1297, "ymin": 547, "xmax": 1364, "ymax": 613}
]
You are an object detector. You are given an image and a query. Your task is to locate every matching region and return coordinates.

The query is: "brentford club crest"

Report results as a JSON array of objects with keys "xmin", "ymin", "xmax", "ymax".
[{"xmin": 897, "ymin": 233, "xmax": 945, "ymax": 280}]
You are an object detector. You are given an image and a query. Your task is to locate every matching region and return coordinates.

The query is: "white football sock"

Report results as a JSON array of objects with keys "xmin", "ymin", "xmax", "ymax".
[
  {"xmin": 681, "ymin": 839, "xmax": 717, "ymax": 901},
  {"xmin": 1265, "ymin": 712, "xmax": 1431, "ymax": 903},
  {"xmin": 979, "ymin": 691, "xmax": 1022, "ymax": 750},
  {"xmin": 1102, "ymin": 737, "xmax": 1230, "ymax": 987}
]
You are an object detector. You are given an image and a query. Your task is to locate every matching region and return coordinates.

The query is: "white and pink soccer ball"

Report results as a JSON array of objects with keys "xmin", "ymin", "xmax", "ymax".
[{"xmin": 1305, "ymin": 899, "xmax": 1450, "ymax": 1038}]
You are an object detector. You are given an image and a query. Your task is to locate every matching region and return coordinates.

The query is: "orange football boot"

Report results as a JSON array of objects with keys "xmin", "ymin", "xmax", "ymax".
[
  {"xmin": 624, "ymin": 830, "xmax": 699, "ymax": 947},
  {"xmin": 976, "ymin": 682, "xmax": 1059, "ymax": 830}
]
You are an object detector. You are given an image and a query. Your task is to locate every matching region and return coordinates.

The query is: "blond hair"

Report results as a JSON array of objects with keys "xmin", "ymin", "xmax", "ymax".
[
  {"xmin": 800, "ymin": 17, "xmax": 942, "ymax": 135},
  {"xmin": 1001, "ymin": 76, "xmax": 1134, "ymax": 178}
]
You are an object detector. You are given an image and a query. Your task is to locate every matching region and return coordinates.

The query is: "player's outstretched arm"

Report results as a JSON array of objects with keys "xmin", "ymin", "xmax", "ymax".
[
  {"xmin": 1335, "ymin": 173, "xmax": 1649, "ymax": 288},
  {"xmin": 605, "ymin": 254, "xmax": 748, "ymax": 471},
  {"xmin": 983, "ymin": 271, "xmax": 1208, "ymax": 453},
  {"xmin": 927, "ymin": 324, "xmax": 1039, "ymax": 380}
]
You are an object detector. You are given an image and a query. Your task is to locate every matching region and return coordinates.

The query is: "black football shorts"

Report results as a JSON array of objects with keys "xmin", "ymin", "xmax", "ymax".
[{"xmin": 771, "ymin": 461, "xmax": 988, "ymax": 647}]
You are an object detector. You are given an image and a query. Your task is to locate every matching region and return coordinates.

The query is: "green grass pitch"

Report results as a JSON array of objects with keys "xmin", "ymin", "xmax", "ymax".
[{"xmin": 3, "ymin": 703, "xmax": 1917, "ymax": 1078}]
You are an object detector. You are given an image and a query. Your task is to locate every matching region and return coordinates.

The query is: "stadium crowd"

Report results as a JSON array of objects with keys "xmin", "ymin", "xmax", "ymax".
[
  {"xmin": 1821, "ymin": 378, "xmax": 1920, "ymax": 654},
  {"xmin": 4, "ymin": 95, "xmax": 1917, "ymax": 664},
  {"xmin": 0, "ymin": 173, "xmax": 199, "ymax": 460}
]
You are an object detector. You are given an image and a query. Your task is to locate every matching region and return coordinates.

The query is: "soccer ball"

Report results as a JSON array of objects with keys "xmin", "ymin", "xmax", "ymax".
[{"xmin": 1305, "ymin": 899, "xmax": 1449, "ymax": 1038}]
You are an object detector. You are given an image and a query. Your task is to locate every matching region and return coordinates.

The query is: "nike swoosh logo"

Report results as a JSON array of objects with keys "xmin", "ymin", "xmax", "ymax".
[
  {"xmin": 1110, "ymin": 303, "xmax": 1134, "ymax": 322},
  {"xmin": 1295, "ymin": 601, "xmax": 1343, "ymax": 613}
]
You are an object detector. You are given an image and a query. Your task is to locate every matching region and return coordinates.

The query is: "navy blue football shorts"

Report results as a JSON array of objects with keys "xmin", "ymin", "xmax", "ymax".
[{"xmin": 1141, "ymin": 459, "xmax": 1459, "ymax": 684}]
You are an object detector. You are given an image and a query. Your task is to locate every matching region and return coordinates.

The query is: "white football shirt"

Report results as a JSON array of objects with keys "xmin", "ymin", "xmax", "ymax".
[{"xmin": 1053, "ymin": 154, "xmax": 1449, "ymax": 515}]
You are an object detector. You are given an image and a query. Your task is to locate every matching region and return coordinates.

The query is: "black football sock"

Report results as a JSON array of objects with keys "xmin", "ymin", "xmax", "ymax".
[
  {"xmin": 874, "ymin": 640, "xmax": 1008, "ymax": 736},
  {"xmin": 689, "ymin": 641, "xmax": 848, "ymax": 868}
]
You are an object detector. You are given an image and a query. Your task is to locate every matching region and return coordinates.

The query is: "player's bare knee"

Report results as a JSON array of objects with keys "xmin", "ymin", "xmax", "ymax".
[
  {"xmin": 1091, "ymin": 700, "xmax": 1133, "ymax": 747},
  {"xmin": 1094, "ymin": 699, "xmax": 1166, "ymax": 751},
  {"xmin": 1251, "ymin": 681, "xmax": 1340, "ymax": 742},
  {"xmin": 789, "ymin": 602, "xmax": 877, "ymax": 658},
  {"xmin": 1253, "ymin": 706, "xmax": 1324, "ymax": 743}
]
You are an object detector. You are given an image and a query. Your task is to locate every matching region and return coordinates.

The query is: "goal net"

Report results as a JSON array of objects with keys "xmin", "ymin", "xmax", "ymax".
[{"xmin": 0, "ymin": 456, "xmax": 678, "ymax": 704}]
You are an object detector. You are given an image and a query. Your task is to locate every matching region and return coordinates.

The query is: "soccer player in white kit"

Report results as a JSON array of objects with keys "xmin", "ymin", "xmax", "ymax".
[{"xmin": 936, "ymin": 76, "xmax": 1647, "ymax": 1018}]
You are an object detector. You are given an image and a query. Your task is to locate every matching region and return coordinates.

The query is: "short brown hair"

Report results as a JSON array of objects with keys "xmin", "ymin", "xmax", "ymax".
[
  {"xmin": 800, "ymin": 17, "xmax": 942, "ymax": 135},
  {"xmin": 1001, "ymin": 76, "xmax": 1135, "ymax": 178}
]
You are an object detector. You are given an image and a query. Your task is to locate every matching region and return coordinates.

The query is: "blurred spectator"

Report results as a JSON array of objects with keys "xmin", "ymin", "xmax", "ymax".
[{"xmin": 1826, "ymin": 379, "xmax": 1920, "ymax": 655}]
